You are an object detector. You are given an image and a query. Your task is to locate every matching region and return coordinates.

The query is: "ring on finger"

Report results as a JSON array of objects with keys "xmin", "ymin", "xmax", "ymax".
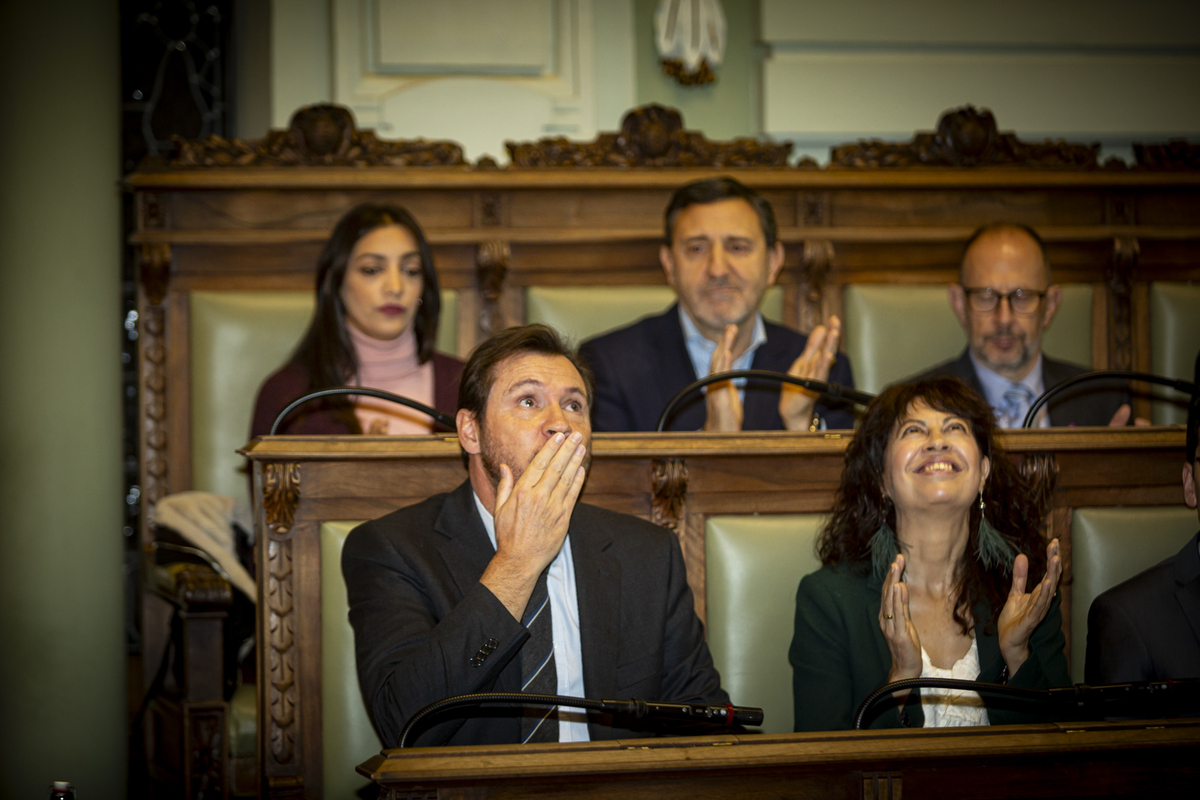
[{"xmin": 884, "ymin": 613, "xmax": 894, "ymax": 620}]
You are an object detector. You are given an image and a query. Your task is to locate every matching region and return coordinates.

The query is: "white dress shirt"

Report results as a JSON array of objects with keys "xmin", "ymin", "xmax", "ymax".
[{"xmin": 473, "ymin": 492, "xmax": 590, "ymax": 742}]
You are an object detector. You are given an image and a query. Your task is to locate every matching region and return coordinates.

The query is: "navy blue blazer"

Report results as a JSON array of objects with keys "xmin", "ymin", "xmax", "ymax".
[
  {"xmin": 914, "ymin": 348, "xmax": 1129, "ymax": 427},
  {"xmin": 579, "ymin": 305, "xmax": 856, "ymax": 432}
]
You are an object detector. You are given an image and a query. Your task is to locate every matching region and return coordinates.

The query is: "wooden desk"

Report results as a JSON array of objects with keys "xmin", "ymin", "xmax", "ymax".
[
  {"xmin": 359, "ymin": 719, "xmax": 1200, "ymax": 799},
  {"xmin": 243, "ymin": 427, "xmax": 1186, "ymax": 796}
]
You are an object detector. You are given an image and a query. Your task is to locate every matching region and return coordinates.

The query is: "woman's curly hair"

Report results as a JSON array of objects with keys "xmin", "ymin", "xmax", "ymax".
[{"xmin": 818, "ymin": 375, "xmax": 1048, "ymax": 635}]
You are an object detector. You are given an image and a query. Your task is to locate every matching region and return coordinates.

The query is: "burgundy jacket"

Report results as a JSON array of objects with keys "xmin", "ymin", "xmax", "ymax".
[{"xmin": 250, "ymin": 353, "xmax": 465, "ymax": 438}]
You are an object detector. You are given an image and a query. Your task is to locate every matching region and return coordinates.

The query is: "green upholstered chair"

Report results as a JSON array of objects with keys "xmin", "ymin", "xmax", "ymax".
[
  {"xmin": 320, "ymin": 521, "xmax": 378, "ymax": 799},
  {"xmin": 1069, "ymin": 506, "xmax": 1198, "ymax": 683},
  {"xmin": 705, "ymin": 514, "xmax": 827, "ymax": 734},
  {"xmin": 842, "ymin": 284, "xmax": 1094, "ymax": 393},
  {"xmin": 188, "ymin": 290, "xmax": 458, "ymax": 508},
  {"xmin": 525, "ymin": 285, "xmax": 785, "ymax": 347},
  {"xmin": 1149, "ymin": 282, "xmax": 1200, "ymax": 426}
]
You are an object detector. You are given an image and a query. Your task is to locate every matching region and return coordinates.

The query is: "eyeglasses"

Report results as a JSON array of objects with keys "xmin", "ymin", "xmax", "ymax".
[{"xmin": 961, "ymin": 286, "xmax": 1047, "ymax": 315}]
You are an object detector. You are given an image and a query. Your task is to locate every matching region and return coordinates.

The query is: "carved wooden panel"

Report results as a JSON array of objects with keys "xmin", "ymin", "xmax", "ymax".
[
  {"xmin": 831, "ymin": 105, "xmax": 1099, "ymax": 168},
  {"xmin": 267, "ymin": 534, "xmax": 297, "ymax": 769},
  {"xmin": 263, "ymin": 462, "xmax": 301, "ymax": 534},
  {"xmin": 507, "ymin": 104, "xmax": 792, "ymax": 167},
  {"xmin": 650, "ymin": 458, "xmax": 688, "ymax": 531},
  {"xmin": 184, "ymin": 701, "xmax": 228, "ymax": 800},
  {"xmin": 476, "ymin": 240, "xmax": 511, "ymax": 340},
  {"xmin": 1108, "ymin": 236, "xmax": 1139, "ymax": 371},
  {"xmin": 169, "ymin": 104, "xmax": 465, "ymax": 167}
]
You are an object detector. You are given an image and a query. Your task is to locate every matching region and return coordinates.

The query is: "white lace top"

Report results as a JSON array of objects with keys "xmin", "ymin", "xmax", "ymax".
[{"xmin": 919, "ymin": 637, "xmax": 990, "ymax": 728}]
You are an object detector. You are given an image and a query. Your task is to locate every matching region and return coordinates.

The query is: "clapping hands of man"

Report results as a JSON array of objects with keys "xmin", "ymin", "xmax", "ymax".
[{"xmin": 704, "ymin": 316, "xmax": 843, "ymax": 432}]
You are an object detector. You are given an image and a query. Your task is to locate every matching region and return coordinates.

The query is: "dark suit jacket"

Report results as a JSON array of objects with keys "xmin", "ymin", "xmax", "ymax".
[
  {"xmin": 790, "ymin": 562, "xmax": 1070, "ymax": 731},
  {"xmin": 249, "ymin": 353, "xmax": 463, "ymax": 438},
  {"xmin": 342, "ymin": 481, "xmax": 729, "ymax": 747},
  {"xmin": 1085, "ymin": 531, "xmax": 1200, "ymax": 685},
  {"xmin": 579, "ymin": 305, "xmax": 856, "ymax": 432},
  {"xmin": 915, "ymin": 349, "xmax": 1128, "ymax": 427}
]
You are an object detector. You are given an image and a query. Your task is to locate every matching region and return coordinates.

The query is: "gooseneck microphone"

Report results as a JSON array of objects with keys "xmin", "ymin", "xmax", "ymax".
[
  {"xmin": 655, "ymin": 369, "xmax": 875, "ymax": 433},
  {"xmin": 268, "ymin": 386, "xmax": 456, "ymax": 435},
  {"xmin": 1021, "ymin": 370, "xmax": 1197, "ymax": 429},
  {"xmin": 397, "ymin": 692, "xmax": 764, "ymax": 748},
  {"xmin": 853, "ymin": 677, "xmax": 1200, "ymax": 730}
]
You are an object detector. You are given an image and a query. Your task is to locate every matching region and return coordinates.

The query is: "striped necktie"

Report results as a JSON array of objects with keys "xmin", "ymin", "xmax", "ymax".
[
  {"xmin": 1000, "ymin": 382, "xmax": 1036, "ymax": 428},
  {"xmin": 519, "ymin": 567, "xmax": 558, "ymax": 743}
]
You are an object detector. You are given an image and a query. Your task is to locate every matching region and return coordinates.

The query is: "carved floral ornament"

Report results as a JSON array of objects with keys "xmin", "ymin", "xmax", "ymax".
[{"xmin": 151, "ymin": 102, "xmax": 1195, "ymax": 171}]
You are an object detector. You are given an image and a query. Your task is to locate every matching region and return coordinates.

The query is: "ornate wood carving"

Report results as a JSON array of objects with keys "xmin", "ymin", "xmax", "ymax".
[
  {"xmin": 801, "ymin": 193, "xmax": 830, "ymax": 227},
  {"xmin": 169, "ymin": 103, "xmax": 465, "ymax": 167},
  {"xmin": 139, "ymin": 243, "xmax": 171, "ymax": 309},
  {"xmin": 478, "ymin": 191, "xmax": 503, "ymax": 226},
  {"xmin": 799, "ymin": 239, "xmax": 835, "ymax": 334},
  {"xmin": 831, "ymin": 105, "xmax": 1099, "ymax": 168},
  {"xmin": 862, "ymin": 772, "xmax": 902, "ymax": 800},
  {"xmin": 506, "ymin": 104, "xmax": 792, "ymax": 167},
  {"xmin": 650, "ymin": 458, "xmax": 689, "ymax": 531},
  {"xmin": 1134, "ymin": 140, "xmax": 1200, "ymax": 170},
  {"xmin": 262, "ymin": 462, "xmax": 301, "ymax": 534},
  {"xmin": 173, "ymin": 566, "xmax": 234, "ymax": 608},
  {"xmin": 141, "ymin": 302, "xmax": 168, "ymax": 508},
  {"xmin": 476, "ymin": 240, "xmax": 511, "ymax": 340},
  {"xmin": 661, "ymin": 57, "xmax": 715, "ymax": 86},
  {"xmin": 184, "ymin": 702, "xmax": 227, "ymax": 800},
  {"xmin": 1019, "ymin": 453, "xmax": 1059, "ymax": 522},
  {"xmin": 267, "ymin": 535, "xmax": 297, "ymax": 768},
  {"xmin": 1108, "ymin": 236, "xmax": 1139, "ymax": 370}
]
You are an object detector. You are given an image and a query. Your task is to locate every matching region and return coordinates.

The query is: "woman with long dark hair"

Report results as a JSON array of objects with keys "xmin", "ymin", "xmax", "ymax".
[
  {"xmin": 791, "ymin": 375, "xmax": 1067, "ymax": 730},
  {"xmin": 251, "ymin": 204, "xmax": 463, "ymax": 437}
]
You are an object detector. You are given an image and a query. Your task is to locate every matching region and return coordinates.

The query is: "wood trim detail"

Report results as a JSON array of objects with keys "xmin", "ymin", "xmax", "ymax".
[
  {"xmin": 263, "ymin": 463, "xmax": 301, "ymax": 535},
  {"xmin": 799, "ymin": 239, "xmax": 835, "ymax": 333},
  {"xmin": 184, "ymin": 701, "xmax": 228, "ymax": 800},
  {"xmin": 1019, "ymin": 453, "xmax": 1060, "ymax": 522},
  {"xmin": 267, "ymin": 534, "xmax": 297, "ymax": 768},
  {"xmin": 1134, "ymin": 140, "xmax": 1200, "ymax": 170},
  {"xmin": 832, "ymin": 105, "xmax": 1099, "ymax": 168},
  {"xmin": 476, "ymin": 240, "xmax": 510, "ymax": 340},
  {"xmin": 861, "ymin": 771, "xmax": 902, "ymax": 800},
  {"xmin": 141, "ymin": 294, "xmax": 168, "ymax": 515},
  {"xmin": 169, "ymin": 103, "xmax": 465, "ymax": 168},
  {"xmin": 1108, "ymin": 236, "xmax": 1139, "ymax": 370},
  {"xmin": 650, "ymin": 458, "xmax": 689, "ymax": 531},
  {"xmin": 506, "ymin": 104, "xmax": 792, "ymax": 167}
]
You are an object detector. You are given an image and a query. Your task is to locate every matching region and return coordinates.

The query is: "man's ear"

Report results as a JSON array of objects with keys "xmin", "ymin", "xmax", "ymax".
[
  {"xmin": 1184, "ymin": 462, "xmax": 1197, "ymax": 509},
  {"xmin": 948, "ymin": 283, "xmax": 969, "ymax": 329},
  {"xmin": 1040, "ymin": 284, "xmax": 1063, "ymax": 330},
  {"xmin": 659, "ymin": 244, "xmax": 677, "ymax": 289},
  {"xmin": 457, "ymin": 409, "xmax": 482, "ymax": 456},
  {"xmin": 766, "ymin": 241, "xmax": 785, "ymax": 286}
]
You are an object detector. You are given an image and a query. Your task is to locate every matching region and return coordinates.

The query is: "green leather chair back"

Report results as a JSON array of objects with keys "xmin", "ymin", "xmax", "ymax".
[
  {"xmin": 320, "ymin": 520, "xmax": 378, "ymax": 799},
  {"xmin": 1070, "ymin": 506, "xmax": 1198, "ymax": 683},
  {"xmin": 1150, "ymin": 282, "xmax": 1200, "ymax": 425},
  {"xmin": 189, "ymin": 290, "xmax": 457, "ymax": 507},
  {"xmin": 843, "ymin": 284, "xmax": 1094, "ymax": 393},
  {"xmin": 525, "ymin": 286, "xmax": 785, "ymax": 347},
  {"xmin": 705, "ymin": 514, "xmax": 827, "ymax": 734}
]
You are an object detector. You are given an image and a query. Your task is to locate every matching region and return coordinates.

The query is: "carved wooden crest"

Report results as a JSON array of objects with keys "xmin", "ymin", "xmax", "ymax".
[
  {"xmin": 1135, "ymin": 140, "xmax": 1200, "ymax": 170},
  {"xmin": 831, "ymin": 105, "xmax": 1099, "ymax": 168},
  {"xmin": 506, "ymin": 104, "xmax": 792, "ymax": 167},
  {"xmin": 168, "ymin": 103, "xmax": 466, "ymax": 167}
]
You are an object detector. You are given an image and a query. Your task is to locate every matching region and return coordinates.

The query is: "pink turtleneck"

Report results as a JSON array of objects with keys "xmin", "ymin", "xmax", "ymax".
[{"xmin": 347, "ymin": 323, "xmax": 436, "ymax": 434}]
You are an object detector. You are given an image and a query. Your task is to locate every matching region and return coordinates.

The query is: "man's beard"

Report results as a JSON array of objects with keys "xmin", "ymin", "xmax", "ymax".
[
  {"xmin": 478, "ymin": 425, "xmax": 592, "ymax": 491},
  {"xmin": 977, "ymin": 324, "xmax": 1039, "ymax": 374}
]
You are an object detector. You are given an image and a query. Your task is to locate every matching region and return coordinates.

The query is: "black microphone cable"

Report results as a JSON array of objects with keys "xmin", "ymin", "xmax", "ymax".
[
  {"xmin": 655, "ymin": 369, "xmax": 875, "ymax": 433},
  {"xmin": 268, "ymin": 386, "xmax": 456, "ymax": 435},
  {"xmin": 1021, "ymin": 370, "xmax": 1197, "ymax": 429}
]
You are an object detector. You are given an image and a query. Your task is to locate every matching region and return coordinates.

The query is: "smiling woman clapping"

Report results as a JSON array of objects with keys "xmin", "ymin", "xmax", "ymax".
[{"xmin": 790, "ymin": 375, "xmax": 1068, "ymax": 731}]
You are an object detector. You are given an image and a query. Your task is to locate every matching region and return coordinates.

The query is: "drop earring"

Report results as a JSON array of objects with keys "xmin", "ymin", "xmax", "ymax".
[{"xmin": 976, "ymin": 490, "xmax": 1015, "ymax": 573}]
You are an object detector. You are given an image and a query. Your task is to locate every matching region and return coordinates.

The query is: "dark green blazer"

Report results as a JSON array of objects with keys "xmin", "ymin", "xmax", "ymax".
[{"xmin": 790, "ymin": 563, "xmax": 1070, "ymax": 731}]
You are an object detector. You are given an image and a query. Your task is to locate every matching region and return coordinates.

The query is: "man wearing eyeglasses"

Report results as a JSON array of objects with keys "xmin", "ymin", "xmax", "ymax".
[{"xmin": 919, "ymin": 223, "xmax": 1136, "ymax": 428}]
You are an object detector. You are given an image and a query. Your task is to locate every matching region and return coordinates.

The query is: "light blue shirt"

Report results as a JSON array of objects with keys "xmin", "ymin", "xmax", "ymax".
[
  {"xmin": 678, "ymin": 306, "xmax": 768, "ymax": 403},
  {"xmin": 969, "ymin": 351, "xmax": 1049, "ymax": 428},
  {"xmin": 473, "ymin": 492, "xmax": 589, "ymax": 742}
]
